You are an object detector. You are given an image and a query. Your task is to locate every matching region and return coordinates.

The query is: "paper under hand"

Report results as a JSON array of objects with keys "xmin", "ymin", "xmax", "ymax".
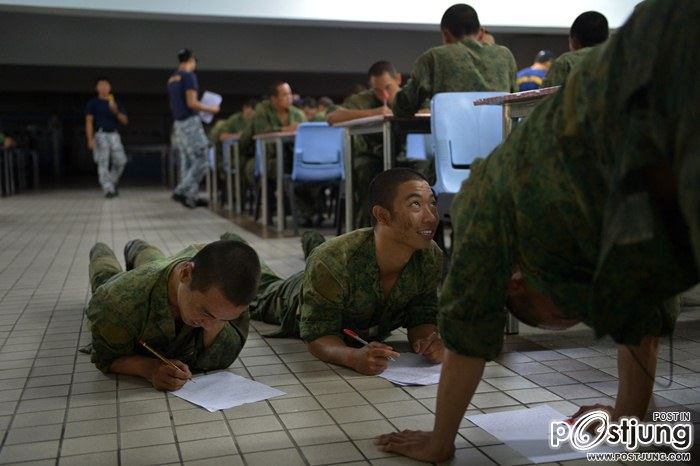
[
  {"xmin": 199, "ymin": 91, "xmax": 222, "ymax": 123},
  {"xmin": 378, "ymin": 352, "xmax": 441, "ymax": 386},
  {"xmin": 467, "ymin": 405, "xmax": 621, "ymax": 463},
  {"xmin": 172, "ymin": 371, "xmax": 284, "ymax": 412}
]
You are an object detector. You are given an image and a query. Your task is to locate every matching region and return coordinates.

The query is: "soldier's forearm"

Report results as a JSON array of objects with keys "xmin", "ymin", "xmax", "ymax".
[
  {"xmin": 326, "ymin": 108, "xmax": 375, "ymax": 124},
  {"xmin": 614, "ymin": 336, "xmax": 659, "ymax": 420},
  {"xmin": 429, "ymin": 350, "xmax": 486, "ymax": 456},
  {"xmin": 306, "ymin": 335, "xmax": 358, "ymax": 370},
  {"xmin": 109, "ymin": 355, "xmax": 159, "ymax": 381}
]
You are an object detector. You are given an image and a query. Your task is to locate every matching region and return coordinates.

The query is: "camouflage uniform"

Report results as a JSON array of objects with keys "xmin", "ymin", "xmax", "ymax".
[
  {"xmin": 239, "ymin": 100, "xmax": 317, "ymax": 219},
  {"xmin": 542, "ymin": 47, "xmax": 593, "ymax": 87},
  {"xmin": 92, "ymin": 131, "xmax": 127, "ymax": 194},
  {"xmin": 393, "ymin": 38, "xmax": 518, "ymax": 117},
  {"xmin": 172, "ymin": 115, "xmax": 210, "ymax": 204},
  {"xmin": 248, "ymin": 228, "xmax": 444, "ymax": 343},
  {"xmin": 439, "ymin": 0, "xmax": 700, "ymax": 361},
  {"xmin": 86, "ymin": 240, "xmax": 249, "ymax": 373}
]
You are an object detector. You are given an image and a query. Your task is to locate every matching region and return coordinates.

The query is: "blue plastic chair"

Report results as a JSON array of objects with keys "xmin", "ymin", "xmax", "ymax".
[
  {"xmin": 285, "ymin": 122, "xmax": 345, "ymax": 234},
  {"xmin": 431, "ymin": 92, "xmax": 506, "ymax": 221},
  {"xmin": 405, "ymin": 133, "xmax": 434, "ymax": 161}
]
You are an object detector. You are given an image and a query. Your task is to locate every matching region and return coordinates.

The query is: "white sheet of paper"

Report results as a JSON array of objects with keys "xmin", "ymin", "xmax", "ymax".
[
  {"xmin": 199, "ymin": 91, "xmax": 222, "ymax": 123},
  {"xmin": 172, "ymin": 371, "xmax": 284, "ymax": 412},
  {"xmin": 467, "ymin": 405, "xmax": 620, "ymax": 463},
  {"xmin": 378, "ymin": 352, "xmax": 441, "ymax": 386}
]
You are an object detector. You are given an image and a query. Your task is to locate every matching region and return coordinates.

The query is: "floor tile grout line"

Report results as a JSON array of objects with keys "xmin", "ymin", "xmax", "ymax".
[{"xmin": 0, "ymin": 199, "xmax": 93, "ymax": 459}]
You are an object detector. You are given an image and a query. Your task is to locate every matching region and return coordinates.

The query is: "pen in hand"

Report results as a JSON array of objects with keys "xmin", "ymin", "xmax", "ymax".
[
  {"xmin": 138, "ymin": 340, "xmax": 195, "ymax": 384},
  {"xmin": 342, "ymin": 329, "xmax": 397, "ymax": 362}
]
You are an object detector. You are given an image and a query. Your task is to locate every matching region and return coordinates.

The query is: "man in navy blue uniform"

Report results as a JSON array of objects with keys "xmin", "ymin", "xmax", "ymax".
[
  {"xmin": 167, "ymin": 48, "xmax": 220, "ymax": 208},
  {"xmin": 85, "ymin": 77, "xmax": 129, "ymax": 198}
]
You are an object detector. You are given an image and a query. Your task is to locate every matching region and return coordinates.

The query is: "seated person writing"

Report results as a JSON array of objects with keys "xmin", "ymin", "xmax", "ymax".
[
  {"xmin": 85, "ymin": 237, "xmax": 260, "ymax": 391},
  {"xmin": 326, "ymin": 61, "xmax": 402, "ymax": 227},
  {"xmin": 242, "ymin": 168, "xmax": 445, "ymax": 375}
]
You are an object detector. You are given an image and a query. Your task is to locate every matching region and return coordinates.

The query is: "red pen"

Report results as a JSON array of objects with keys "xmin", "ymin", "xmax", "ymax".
[{"xmin": 342, "ymin": 329, "xmax": 396, "ymax": 361}]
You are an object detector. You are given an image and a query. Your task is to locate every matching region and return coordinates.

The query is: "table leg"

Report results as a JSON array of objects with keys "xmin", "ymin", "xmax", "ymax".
[
  {"xmin": 225, "ymin": 143, "xmax": 233, "ymax": 213},
  {"xmin": 260, "ymin": 141, "xmax": 269, "ymax": 227},
  {"xmin": 275, "ymin": 138, "xmax": 285, "ymax": 233},
  {"xmin": 32, "ymin": 150, "xmax": 39, "ymax": 189},
  {"xmin": 233, "ymin": 143, "xmax": 242, "ymax": 215},
  {"xmin": 212, "ymin": 149, "xmax": 218, "ymax": 208},
  {"xmin": 160, "ymin": 147, "xmax": 167, "ymax": 187},
  {"xmin": 0, "ymin": 150, "xmax": 5, "ymax": 196},
  {"xmin": 8, "ymin": 150, "xmax": 15, "ymax": 195},
  {"xmin": 168, "ymin": 147, "xmax": 175, "ymax": 188},
  {"xmin": 382, "ymin": 121, "xmax": 392, "ymax": 170},
  {"xmin": 343, "ymin": 130, "xmax": 353, "ymax": 233},
  {"xmin": 502, "ymin": 104, "xmax": 519, "ymax": 335}
]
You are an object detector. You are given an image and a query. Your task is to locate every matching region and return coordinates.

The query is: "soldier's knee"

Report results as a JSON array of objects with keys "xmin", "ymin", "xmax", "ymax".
[{"xmin": 89, "ymin": 242, "xmax": 113, "ymax": 262}]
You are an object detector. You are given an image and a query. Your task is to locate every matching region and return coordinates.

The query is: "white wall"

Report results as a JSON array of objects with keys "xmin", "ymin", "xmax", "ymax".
[{"xmin": 0, "ymin": 0, "xmax": 639, "ymax": 31}]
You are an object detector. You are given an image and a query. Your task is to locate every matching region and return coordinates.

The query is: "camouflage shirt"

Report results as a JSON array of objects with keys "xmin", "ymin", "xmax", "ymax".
[
  {"xmin": 440, "ymin": 0, "xmax": 699, "ymax": 361},
  {"xmin": 332, "ymin": 90, "xmax": 384, "ymax": 158},
  {"xmin": 542, "ymin": 47, "xmax": 593, "ymax": 88},
  {"xmin": 86, "ymin": 245, "xmax": 249, "ymax": 373},
  {"xmin": 299, "ymin": 228, "xmax": 443, "ymax": 342},
  {"xmin": 393, "ymin": 38, "xmax": 518, "ymax": 117},
  {"xmin": 240, "ymin": 100, "xmax": 306, "ymax": 155},
  {"xmin": 208, "ymin": 111, "xmax": 250, "ymax": 143}
]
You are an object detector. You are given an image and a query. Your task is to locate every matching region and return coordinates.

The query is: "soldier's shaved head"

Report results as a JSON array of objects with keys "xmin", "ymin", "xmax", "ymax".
[
  {"xmin": 190, "ymin": 240, "xmax": 261, "ymax": 305},
  {"xmin": 368, "ymin": 168, "xmax": 430, "ymax": 226}
]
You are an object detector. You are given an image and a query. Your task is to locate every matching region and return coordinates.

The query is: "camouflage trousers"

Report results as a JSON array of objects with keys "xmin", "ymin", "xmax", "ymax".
[
  {"xmin": 89, "ymin": 240, "xmax": 165, "ymax": 293},
  {"xmin": 172, "ymin": 115, "xmax": 209, "ymax": 202},
  {"xmin": 93, "ymin": 131, "xmax": 127, "ymax": 194},
  {"xmin": 232, "ymin": 231, "xmax": 326, "ymax": 337}
]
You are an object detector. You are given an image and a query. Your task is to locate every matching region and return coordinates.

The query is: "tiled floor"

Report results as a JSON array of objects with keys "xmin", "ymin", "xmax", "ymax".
[{"xmin": 0, "ymin": 187, "xmax": 698, "ymax": 465}]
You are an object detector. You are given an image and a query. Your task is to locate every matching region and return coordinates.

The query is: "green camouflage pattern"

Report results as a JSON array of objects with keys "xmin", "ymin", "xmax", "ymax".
[
  {"xmin": 312, "ymin": 111, "xmax": 328, "ymax": 122},
  {"xmin": 208, "ymin": 111, "xmax": 250, "ymax": 144},
  {"xmin": 240, "ymin": 99, "xmax": 306, "ymax": 157},
  {"xmin": 86, "ymin": 241, "xmax": 249, "ymax": 373},
  {"xmin": 542, "ymin": 47, "xmax": 593, "ymax": 88},
  {"xmin": 393, "ymin": 38, "xmax": 518, "ymax": 117},
  {"xmin": 249, "ymin": 229, "xmax": 443, "ymax": 343},
  {"xmin": 440, "ymin": 0, "xmax": 699, "ymax": 361}
]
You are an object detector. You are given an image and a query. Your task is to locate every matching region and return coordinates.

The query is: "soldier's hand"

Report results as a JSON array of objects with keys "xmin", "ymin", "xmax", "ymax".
[
  {"xmin": 412, "ymin": 333, "xmax": 444, "ymax": 364},
  {"xmin": 374, "ymin": 105, "xmax": 393, "ymax": 117},
  {"xmin": 352, "ymin": 342, "xmax": 400, "ymax": 375},
  {"xmin": 87, "ymin": 139, "xmax": 95, "ymax": 150},
  {"xmin": 567, "ymin": 404, "xmax": 614, "ymax": 434},
  {"xmin": 149, "ymin": 359, "xmax": 192, "ymax": 391},
  {"xmin": 210, "ymin": 105, "xmax": 221, "ymax": 114}
]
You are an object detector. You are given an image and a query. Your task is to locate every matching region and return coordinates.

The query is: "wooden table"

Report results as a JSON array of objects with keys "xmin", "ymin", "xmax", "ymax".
[
  {"xmin": 253, "ymin": 130, "xmax": 296, "ymax": 232},
  {"xmin": 221, "ymin": 135, "xmax": 242, "ymax": 214},
  {"xmin": 332, "ymin": 114, "xmax": 431, "ymax": 232},
  {"xmin": 475, "ymin": 86, "xmax": 559, "ymax": 335}
]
